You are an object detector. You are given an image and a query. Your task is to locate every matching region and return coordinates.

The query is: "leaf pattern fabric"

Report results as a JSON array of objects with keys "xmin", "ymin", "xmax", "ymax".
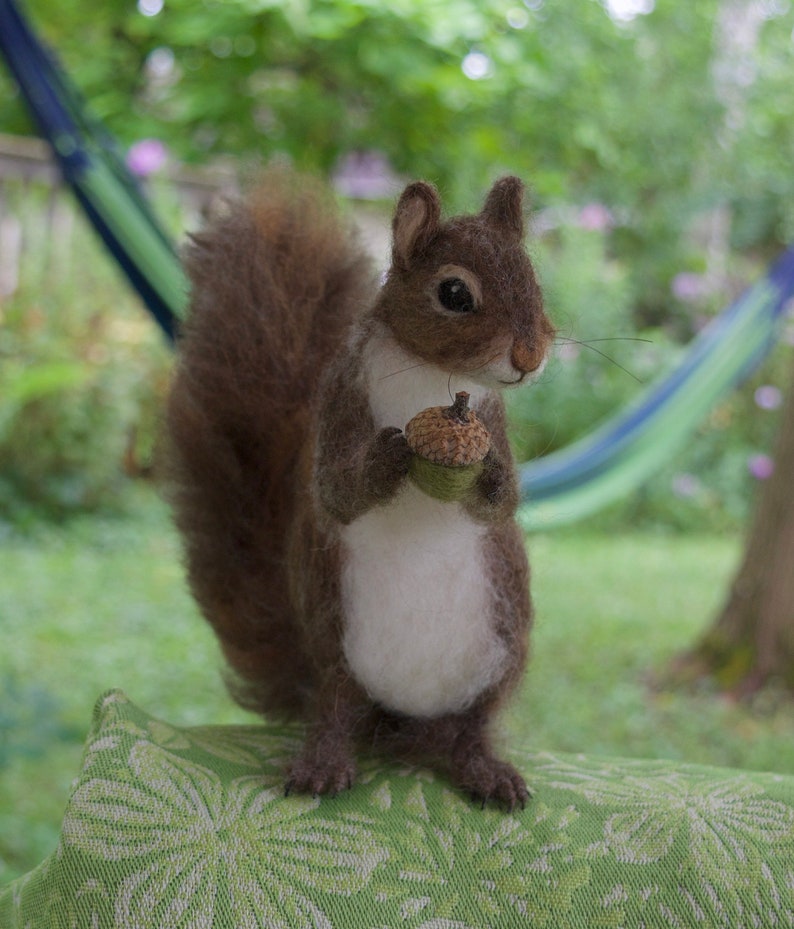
[{"xmin": 2, "ymin": 690, "xmax": 793, "ymax": 928}]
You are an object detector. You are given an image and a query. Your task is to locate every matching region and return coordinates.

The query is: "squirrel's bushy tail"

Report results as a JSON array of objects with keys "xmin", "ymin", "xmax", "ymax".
[{"xmin": 162, "ymin": 168, "xmax": 375, "ymax": 720}]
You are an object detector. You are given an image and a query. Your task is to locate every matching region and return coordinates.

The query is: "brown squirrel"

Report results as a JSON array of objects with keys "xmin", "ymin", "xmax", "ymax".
[{"xmin": 162, "ymin": 168, "xmax": 554, "ymax": 809}]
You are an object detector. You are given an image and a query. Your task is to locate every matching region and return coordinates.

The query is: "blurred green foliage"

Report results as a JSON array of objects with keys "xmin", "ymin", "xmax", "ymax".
[
  {"xmin": 0, "ymin": 0, "xmax": 792, "ymax": 527},
  {"xmin": 2, "ymin": 0, "xmax": 794, "ymax": 314},
  {"xmin": 0, "ymin": 185, "xmax": 171, "ymax": 526}
]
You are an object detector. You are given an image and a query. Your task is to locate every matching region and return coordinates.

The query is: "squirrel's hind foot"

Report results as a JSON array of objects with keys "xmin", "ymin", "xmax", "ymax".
[
  {"xmin": 286, "ymin": 718, "xmax": 358, "ymax": 798},
  {"xmin": 454, "ymin": 755, "xmax": 531, "ymax": 812},
  {"xmin": 285, "ymin": 753, "xmax": 357, "ymax": 799}
]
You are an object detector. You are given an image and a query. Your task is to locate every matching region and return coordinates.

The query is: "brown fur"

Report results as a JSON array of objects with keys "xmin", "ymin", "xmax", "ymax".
[
  {"xmin": 161, "ymin": 169, "xmax": 376, "ymax": 717},
  {"xmin": 162, "ymin": 170, "xmax": 553, "ymax": 809}
]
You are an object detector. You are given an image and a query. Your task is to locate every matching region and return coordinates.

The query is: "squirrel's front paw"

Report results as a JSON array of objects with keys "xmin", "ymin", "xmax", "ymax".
[
  {"xmin": 466, "ymin": 450, "xmax": 518, "ymax": 518},
  {"xmin": 477, "ymin": 451, "xmax": 508, "ymax": 499},
  {"xmin": 365, "ymin": 427, "xmax": 412, "ymax": 502}
]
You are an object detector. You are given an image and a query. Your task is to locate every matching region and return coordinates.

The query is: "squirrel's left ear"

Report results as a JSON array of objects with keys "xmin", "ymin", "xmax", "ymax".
[
  {"xmin": 481, "ymin": 176, "xmax": 525, "ymax": 241},
  {"xmin": 392, "ymin": 181, "xmax": 441, "ymax": 270}
]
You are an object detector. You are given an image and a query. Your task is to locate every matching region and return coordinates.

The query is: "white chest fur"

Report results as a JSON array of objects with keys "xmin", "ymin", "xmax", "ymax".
[{"xmin": 340, "ymin": 330, "xmax": 507, "ymax": 718}]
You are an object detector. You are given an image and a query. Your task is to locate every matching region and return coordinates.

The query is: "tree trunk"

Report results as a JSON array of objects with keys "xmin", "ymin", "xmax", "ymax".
[{"xmin": 689, "ymin": 355, "xmax": 794, "ymax": 693}]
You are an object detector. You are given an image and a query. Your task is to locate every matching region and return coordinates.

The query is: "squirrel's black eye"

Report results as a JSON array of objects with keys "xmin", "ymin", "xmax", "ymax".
[{"xmin": 438, "ymin": 278, "xmax": 475, "ymax": 313}]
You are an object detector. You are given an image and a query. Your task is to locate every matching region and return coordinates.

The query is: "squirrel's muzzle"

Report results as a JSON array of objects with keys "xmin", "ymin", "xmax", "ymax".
[{"xmin": 511, "ymin": 339, "xmax": 545, "ymax": 375}]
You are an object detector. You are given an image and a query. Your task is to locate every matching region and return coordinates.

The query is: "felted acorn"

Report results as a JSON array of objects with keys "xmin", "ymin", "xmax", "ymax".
[{"xmin": 404, "ymin": 391, "xmax": 491, "ymax": 501}]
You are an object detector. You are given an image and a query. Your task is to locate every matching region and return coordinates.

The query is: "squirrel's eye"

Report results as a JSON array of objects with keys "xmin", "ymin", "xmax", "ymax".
[{"xmin": 438, "ymin": 278, "xmax": 475, "ymax": 313}]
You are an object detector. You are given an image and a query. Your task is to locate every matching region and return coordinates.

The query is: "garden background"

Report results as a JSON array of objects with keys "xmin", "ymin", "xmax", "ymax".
[{"xmin": 1, "ymin": 0, "xmax": 794, "ymax": 885}]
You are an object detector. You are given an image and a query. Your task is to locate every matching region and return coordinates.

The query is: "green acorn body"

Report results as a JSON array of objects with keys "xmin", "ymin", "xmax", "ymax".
[{"xmin": 404, "ymin": 392, "xmax": 491, "ymax": 502}]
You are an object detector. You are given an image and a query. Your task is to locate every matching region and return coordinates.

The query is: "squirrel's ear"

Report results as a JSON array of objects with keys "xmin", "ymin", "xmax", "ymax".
[
  {"xmin": 392, "ymin": 181, "xmax": 441, "ymax": 269},
  {"xmin": 481, "ymin": 176, "xmax": 525, "ymax": 241}
]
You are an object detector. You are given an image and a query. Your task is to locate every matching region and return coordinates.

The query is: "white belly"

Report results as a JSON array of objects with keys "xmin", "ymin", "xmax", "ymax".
[{"xmin": 340, "ymin": 485, "xmax": 507, "ymax": 718}]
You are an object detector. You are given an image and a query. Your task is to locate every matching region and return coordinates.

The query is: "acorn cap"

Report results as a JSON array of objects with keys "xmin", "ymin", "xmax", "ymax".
[{"xmin": 405, "ymin": 392, "xmax": 491, "ymax": 467}]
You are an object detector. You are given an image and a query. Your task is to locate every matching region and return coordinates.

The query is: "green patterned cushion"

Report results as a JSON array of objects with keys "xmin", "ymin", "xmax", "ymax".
[{"xmin": 2, "ymin": 690, "xmax": 793, "ymax": 928}]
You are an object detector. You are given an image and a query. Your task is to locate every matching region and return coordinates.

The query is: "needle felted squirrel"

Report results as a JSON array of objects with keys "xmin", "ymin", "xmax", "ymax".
[{"xmin": 162, "ymin": 168, "xmax": 554, "ymax": 809}]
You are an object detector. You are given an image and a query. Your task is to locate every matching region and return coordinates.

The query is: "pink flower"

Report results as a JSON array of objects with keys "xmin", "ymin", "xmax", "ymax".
[
  {"xmin": 672, "ymin": 473, "xmax": 701, "ymax": 498},
  {"xmin": 332, "ymin": 150, "xmax": 401, "ymax": 200},
  {"xmin": 576, "ymin": 202, "xmax": 614, "ymax": 232},
  {"xmin": 671, "ymin": 272, "xmax": 704, "ymax": 302},
  {"xmin": 754, "ymin": 385, "xmax": 783, "ymax": 410},
  {"xmin": 126, "ymin": 139, "xmax": 169, "ymax": 177},
  {"xmin": 748, "ymin": 453, "xmax": 775, "ymax": 480}
]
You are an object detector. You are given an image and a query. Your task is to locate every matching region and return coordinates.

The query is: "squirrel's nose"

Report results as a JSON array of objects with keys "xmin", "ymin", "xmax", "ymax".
[{"xmin": 511, "ymin": 339, "xmax": 540, "ymax": 374}]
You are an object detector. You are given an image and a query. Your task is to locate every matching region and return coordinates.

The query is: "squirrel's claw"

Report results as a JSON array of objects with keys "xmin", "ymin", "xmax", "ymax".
[
  {"xmin": 285, "ymin": 754, "xmax": 357, "ymax": 799},
  {"xmin": 455, "ymin": 755, "xmax": 531, "ymax": 813}
]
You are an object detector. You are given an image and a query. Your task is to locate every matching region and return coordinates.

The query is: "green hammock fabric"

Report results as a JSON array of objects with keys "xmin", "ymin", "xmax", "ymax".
[{"xmin": 2, "ymin": 691, "xmax": 793, "ymax": 928}]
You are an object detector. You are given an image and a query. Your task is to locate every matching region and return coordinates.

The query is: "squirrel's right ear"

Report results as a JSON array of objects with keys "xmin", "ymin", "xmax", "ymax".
[
  {"xmin": 391, "ymin": 181, "xmax": 441, "ymax": 270},
  {"xmin": 481, "ymin": 176, "xmax": 525, "ymax": 242}
]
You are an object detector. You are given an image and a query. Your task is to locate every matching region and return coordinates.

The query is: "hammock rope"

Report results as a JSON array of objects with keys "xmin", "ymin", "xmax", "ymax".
[{"xmin": 2, "ymin": 0, "xmax": 792, "ymax": 529}]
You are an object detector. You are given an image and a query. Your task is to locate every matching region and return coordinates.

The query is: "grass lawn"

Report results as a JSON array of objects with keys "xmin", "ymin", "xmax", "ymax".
[{"xmin": 2, "ymin": 485, "xmax": 794, "ymax": 885}]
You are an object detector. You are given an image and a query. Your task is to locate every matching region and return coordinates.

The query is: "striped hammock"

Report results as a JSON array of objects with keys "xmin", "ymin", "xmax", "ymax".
[
  {"xmin": 2, "ymin": 0, "xmax": 792, "ymax": 529},
  {"xmin": 0, "ymin": 0, "xmax": 184, "ymax": 340}
]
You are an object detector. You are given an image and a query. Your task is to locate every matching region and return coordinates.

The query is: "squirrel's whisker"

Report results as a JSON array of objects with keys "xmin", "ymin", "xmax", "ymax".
[
  {"xmin": 554, "ymin": 335, "xmax": 649, "ymax": 383},
  {"xmin": 378, "ymin": 361, "xmax": 433, "ymax": 381}
]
